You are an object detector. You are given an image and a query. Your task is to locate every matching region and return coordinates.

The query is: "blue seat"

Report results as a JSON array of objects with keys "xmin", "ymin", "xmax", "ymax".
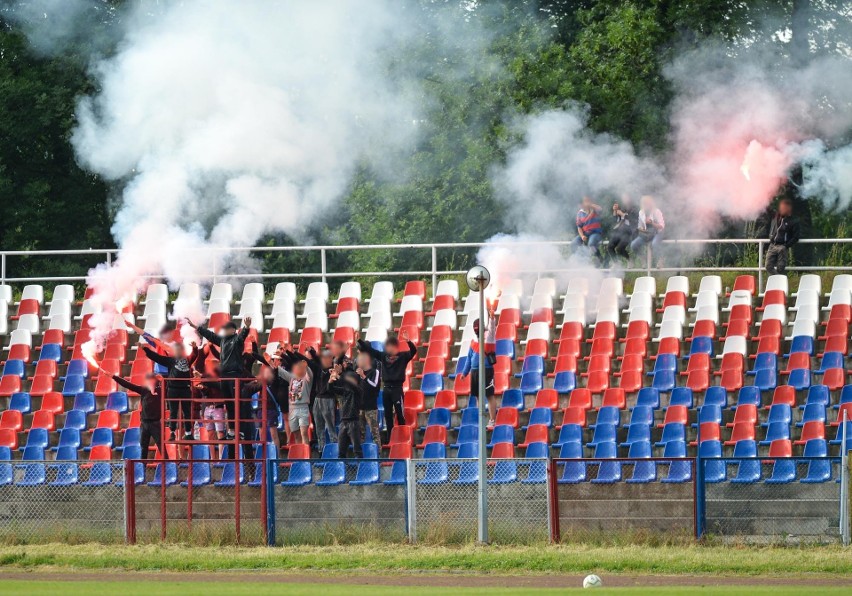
[
  {"xmin": 553, "ymin": 424, "xmax": 583, "ymax": 448},
  {"xmin": 81, "ymin": 462, "xmax": 114, "ymax": 486},
  {"xmin": 118, "ymin": 427, "xmax": 141, "ymax": 451},
  {"xmin": 587, "ymin": 423, "xmax": 617, "ymax": 448},
  {"xmin": 829, "ymin": 422, "xmax": 852, "ymax": 451},
  {"xmin": 63, "ymin": 377, "xmax": 88, "ymax": 398},
  {"xmin": 816, "ymin": 352, "xmax": 844, "ymax": 374},
  {"xmin": 655, "ymin": 423, "xmax": 685, "ymax": 447},
  {"xmin": 321, "ymin": 444, "xmax": 339, "ymax": 459},
  {"xmin": 519, "ymin": 372, "xmax": 543, "ymax": 395},
  {"xmin": 451, "ymin": 425, "xmax": 478, "ymax": 449},
  {"xmin": 350, "ymin": 443, "xmax": 380, "ymax": 486},
  {"xmin": 8, "ymin": 392, "xmax": 31, "ymax": 413},
  {"xmin": 553, "ymin": 371, "xmax": 576, "ymax": 394},
  {"xmin": 699, "ymin": 440, "xmax": 725, "ymax": 483},
  {"xmin": 762, "ymin": 404, "xmax": 792, "ymax": 427},
  {"xmin": 517, "ymin": 355, "xmax": 545, "ymax": 378},
  {"xmin": 281, "ymin": 460, "xmax": 312, "ymax": 486},
  {"xmin": 316, "ymin": 460, "xmax": 346, "ymax": 486},
  {"xmin": 460, "ymin": 407, "xmax": 478, "ymax": 427},
  {"xmin": 2, "ymin": 360, "xmax": 25, "ymax": 379},
  {"xmin": 0, "ymin": 447, "xmax": 11, "ymax": 486},
  {"xmin": 121, "ymin": 445, "xmax": 146, "ymax": 486},
  {"xmin": 693, "ymin": 405, "xmax": 722, "ymax": 427},
  {"xmin": 423, "ymin": 407, "xmax": 451, "ymax": 430},
  {"xmin": 786, "ymin": 335, "xmax": 813, "ymax": 356},
  {"xmin": 215, "ymin": 461, "xmax": 245, "ymax": 486},
  {"xmin": 765, "ymin": 458, "xmax": 796, "ymax": 484},
  {"xmin": 420, "ymin": 373, "xmax": 443, "ymax": 396},
  {"xmin": 650, "ymin": 354, "xmax": 678, "ymax": 375},
  {"xmin": 85, "ymin": 427, "xmax": 114, "ymax": 451},
  {"xmin": 626, "ymin": 440, "xmax": 655, "ymax": 484},
  {"xmin": 419, "ymin": 442, "xmax": 449, "ymax": 485},
  {"xmin": 450, "ymin": 356, "xmax": 468, "ymax": 379},
  {"xmin": 703, "ymin": 386, "xmax": 728, "ymax": 409},
  {"xmin": 651, "ymin": 369, "xmax": 676, "ymax": 392},
  {"xmin": 105, "ymin": 391, "xmax": 129, "ymax": 413},
  {"xmin": 148, "ymin": 462, "xmax": 178, "ymax": 487},
  {"xmin": 788, "ymin": 368, "xmax": 811, "ymax": 391},
  {"xmin": 661, "ymin": 440, "xmax": 692, "ymax": 483},
  {"xmin": 495, "ymin": 339, "xmax": 515, "ymax": 359},
  {"xmin": 487, "ymin": 425, "xmax": 515, "ymax": 448},
  {"xmin": 248, "ymin": 444, "xmax": 279, "ymax": 486},
  {"xmin": 521, "ymin": 442, "xmax": 548, "ymax": 485},
  {"xmin": 524, "ymin": 407, "xmax": 552, "ymax": 429},
  {"xmin": 39, "ymin": 344, "xmax": 63, "ymax": 363},
  {"xmin": 688, "ymin": 336, "xmax": 714, "ymax": 358},
  {"xmin": 16, "ymin": 446, "xmax": 46, "ymax": 486},
  {"xmin": 384, "ymin": 460, "xmax": 407, "ymax": 485},
  {"xmin": 64, "ymin": 359, "xmax": 90, "ymax": 379},
  {"xmin": 454, "ymin": 443, "xmax": 480, "ymax": 485},
  {"xmin": 759, "ymin": 422, "xmax": 790, "ymax": 446},
  {"xmin": 801, "ymin": 439, "xmax": 832, "ymax": 484},
  {"xmin": 804, "ymin": 385, "xmax": 830, "ymax": 410},
  {"xmin": 627, "ymin": 406, "xmax": 653, "ymax": 427},
  {"xmin": 747, "ymin": 353, "xmax": 777, "ymax": 375},
  {"xmin": 490, "ymin": 459, "xmax": 518, "ymax": 484},
  {"xmin": 590, "ymin": 442, "xmax": 620, "ymax": 484},
  {"xmin": 635, "ymin": 388, "xmax": 661, "ymax": 409},
  {"xmin": 590, "ymin": 406, "xmax": 620, "ymax": 428},
  {"xmin": 558, "ymin": 442, "xmax": 586, "ymax": 484},
  {"xmin": 501, "ymin": 389, "xmax": 525, "ymax": 411},
  {"xmin": 53, "ymin": 428, "xmax": 81, "ymax": 452},
  {"xmin": 619, "ymin": 423, "xmax": 650, "ymax": 447},
  {"xmin": 797, "ymin": 404, "xmax": 826, "ymax": 427},
  {"xmin": 466, "ymin": 395, "xmax": 477, "ymax": 410},
  {"xmin": 668, "ymin": 387, "xmax": 693, "ymax": 409},
  {"xmin": 22, "ymin": 428, "xmax": 49, "ymax": 452},
  {"xmin": 72, "ymin": 391, "xmax": 96, "ymax": 413},
  {"xmin": 834, "ymin": 385, "xmax": 852, "ymax": 410},
  {"xmin": 49, "ymin": 461, "xmax": 79, "ymax": 486},
  {"xmin": 181, "ymin": 445, "xmax": 212, "ymax": 487},
  {"xmin": 753, "ymin": 368, "xmax": 777, "ymax": 392},
  {"xmin": 730, "ymin": 440, "xmax": 761, "ymax": 484},
  {"xmin": 734, "ymin": 386, "xmax": 760, "ymax": 409},
  {"xmin": 54, "ymin": 445, "xmax": 77, "ymax": 460},
  {"xmin": 63, "ymin": 409, "xmax": 87, "ymax": 431}
]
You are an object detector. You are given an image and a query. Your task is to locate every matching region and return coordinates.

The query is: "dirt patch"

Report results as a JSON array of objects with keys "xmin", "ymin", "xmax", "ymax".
[{"xmin": 1, "ymin": 570, "xmax": 849, "ymax": 588}]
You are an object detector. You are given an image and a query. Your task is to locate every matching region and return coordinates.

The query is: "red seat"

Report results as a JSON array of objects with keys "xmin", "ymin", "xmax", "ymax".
[
  {"xmin": 622, "ymin": 338, "xmax": 647, "ymax": 359},
  {"xmin": 794, "ymin": 421, "xmax": 825, "ymax": 445},
  {"xmin": 495, "ymin": 323, "xmax": 517, "ymax": 342},
  {"xmin": 655, "ymin": 337, "xmax": 680, "ymax": 358},
  {"xmin": 95, "ymin": 409, "xmax": 120, "ymax": 431},
  {"xmin": 690, "ymin": 319, "xmax": 716, "ymax": 340},
  {"xmin": 130, "ymin": 357, "xmax": 153, "ymax": 378},
  {"xmin": 585, "ymin": 370, "xmax": 609, "ymax": 394},
  {"xmin": 716, "ymin": 353, "xmax": 744, "ymax": 375},
  {"xmin": 427, "ymin": 326, "xmax": 453, "ymax": 347},
  {"xmin": 732, "ymin": 275, "xmax": 756, "ymax": 296},
  {"xmin": 584, "ymin": 355, "xmax": 611, "ymax": 376},
  {"xmin": 757, "ymin": 289, "xmax": 786, "ymax": 311},
  {"xmin": 827, "ymin": 304, "xmax": 851, "ymax": 324},
  {"xmin": 14, "ymin": 299, "xmax": 40, "ymax": 318},
  {"xmin": 726, "ymin": 404, "xmax": 758, "ymax": 428},
  {"xmin": 331, "ymin": 297, "xmax": 359, "ymax": 319},
  {"xmin": 556, "ymin": 322, "xmax": 584, "ymax": 343},
  {"xmin": 428, "ymin": 295, "xmax": 455, "ymax": 316},
  {"xmin": 331, "ymin": 327, "xmax": 355, "ymax": 349},
  {"xmin": 819, "ymin": 318, "xmax": 848, "ymax": 340},
  {"xmin": 40, "ymin": 391, "xmax": 64, "ymax": 414},
  {"xmin": 589, "ymin": 322, "xmax": 616, "ymax": 342},
  {"xmin": 821, "ymin": 336, "xmax": 848, "ymax": 356},
  {"xmin": 555, "ymin": 339, "xmax": 582, "ymax": 360},
  {"xmin": 29, "ymin": 374, "xmax": 55, "ymax": 396},
  {"xmin": 497, "ymin": 308, "xmax": 521, "ymax": 329},
  {"xmin": 266, "ymin": 327, "xmax": 291, "ymax": 346},
  {"xmin": 398, "ymin": 325, "xmax": 421, "ymax": 346},
  {"xmin": 534, "ymin": 389, "xmax": 559, "ymax": 410},
  {"xmin": 560, "ymin": 406, "xmax": 587, "ymax": 427},
  {"xmin": 493, "ymin": 355, "xmax": 512, "ymax": 377},
  {"xmin": 753, "ymin": 319, "xmax": 782, "ymax": 340},
  {"xmin": 724, "ymin": 421, "xmax": 755, "ymax": 445},
  {"xmin": 768, "ymin": 385, "xmax": 796, "ymax": 409},
  {"xmin": 600, "ymin": 388, "xmax": 625, "ymax": 410},
  {"xmin": 822, "ymin": 368, "xmax": 847, "ymax": 391},
  {"xmin": 0, "ymin": 409, "xmax": 23, "ymax": 432},
  {"xmin": 551, "ymin": 354, "xmax": 577, "ymax": 375},
  {"xmin": 400, "ymin": 311, "xmax": 424, "ymax": 330},
  {"xmin": 8, "ymin": 345, "xmax": 31, "ymax": 364},
  {"xmin": 685, "ymin": 370, "xmax": 710, "ymax": 393},
  {"xmin": 721, "ymin": 319, "xmax": 750, "ymax": 339},
  {"xmin": 94, "ymin": 359, "xmax": 121, "ymax": 397},
  {"xmin": 727, "ymin": 304, "xmax": 753, "ymax": 326},
  {"xmin": 89, "ymin": 444, "xmax": 113, "ymax": 461},
  {"xmin": 658, "ymin": 405, "xmax": 688, "ymax": 428},
  {"xmin": 491, "ymin": 442, "xmax": 515, "ymax": 458},
  {"xmin": 493, "ymin": 371, "xmax": 509, "ymax": 395},
  {"xmin": 298, "ymin": 327, "xmax": 323, "ymax": 353},
  {"xmin": 385, "ymin": 425, "xmax": 413, "ymax": 448},
  {"xmin": 103, "ymin": 343, "xmax": 126, "ymax": 364},
  {"xmin": 32, "ymin": 359, "xmax": 57, "ymax": 379},
  {"xmin": 618, "ymin": 370, "xmax": 643, "ymax": 393},
  {"xmin": 587, "ymin": 338, "xmax": 615, "ymax": 358},
  {"xmin": 622, "ymin": 320, "xmax": 649, "ymax": 342},
  {"xmin": 417, "ymin": 425, "xmax": 447, "ymax": 449},
  {"xmin": 658, "ymin": 292, "xmax": 686, "ymax": 312},
  {"xmin": 0, "ymin": 375, "xmax": 22, "ymax": 397},
  {"xmin": 494, "ymin": 407, "xmax": 519, "ymax": 429},
  {"xmin": 523, "ymin": 339, "xmax": 548, "ymax": 359},
  {"xmin": 782, "ymin": 352, "xmax": 811, "ymax": 375},
  {"xmin": 567, "ymin": 388, "xmax": 592, "ymax": 410},
  {"xmin": 618, "ymin": 353, "xmax": 644, "ymax": 374},
  {"xmin": 30, "ymin": 409, "xmax": 55, "ymax": 431},
  {"xmin": 518, "ymin": 423, "xmax": 549, "ymax": 448},
  {"xmin": 684, "ymin": 353, "xmax": 711, "ymax": 375},
  {"xmin": 530, "ymin": 307, "xmax": 554, "ymax": 327},
  {"xmin": 719, "ymin": 368, "xmax": 743, "ymax": 392},
  {"xmin": 767, "ymin": 439, "xmax": 792, "ymax": 458},
  {"xmin": 424, "ymin": 340, "xmax": 449, "ymax": 361},
  {"xmin": 0, "ymin": 428, "xmax": 18, "ymax": 450},
  {"xmin": 106, "ymin": 330, "xmax": 128, "ymax": 346},
  {"xmin": 433, "ymin": 390, "xmax": 457, "ymax": 412},
  {"xmin": 39, "ymin": 329, "xmax": 66, "ymax": 349},
  {"xmin": 402, "ymin": 281, "xmax": 426, "ymax": 301},
  {"xmin": 453, "ymin": 372, "xmax": 470, "ymax": 396},
  {"xmin": 403, "ymin": 407, "xmax": 418, "ymax": 429},
  {"xmin": 208, "ymin": 312, "xmax": 232, "ymax": 332},
  {"xmin": 690, "ymin": 422, "xmax": 720, "ymax": 446},
  {"xmin": 404, "ymin": 390, "xmax": 425, "ymax": 412},
  {"xmin": 833, "ymin": 403, "xmax": 852, "ymax": 426},
  {"xmin": 126, "ymin": 409, "xmax": 141, "ymax": 430},
  {"xmin": 387, "ymin": 443, "xmax": 412, "ymax": 460},
  {"xmin": 754, "ymin": 336, "xmax": 780, "ymax": 356}
]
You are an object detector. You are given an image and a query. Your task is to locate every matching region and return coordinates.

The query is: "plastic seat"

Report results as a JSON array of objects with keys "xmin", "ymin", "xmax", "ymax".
[
  {"xmin": 668, "ymin": 387, "xmax": 693, "ymax": 409},
  {"xmin": 524, "ymin": 407, "xmax": 553, "ymax": 429},
  {"xmin": 180, "ymin": 445, "xmax": 212, "ymax": 487},
  {"xmin": 591, "ymin": 406, "xmax": 621, "ymax": 429},
  {"xmin": 557, "ymin": 442, "xmax": 586, "ymax": 484},
  {"xmin": 350, "ymin": 444, "xmax": 380, "ymax": 486},
  {"xmin": 22, "ymin": 428, "xmax": 49, "ymax": 452},
  {"xmin": 655, "ymin": 423, "xmax": 686, "ymax": 447},
  {"xmin": 553, "ymin": 371, "xmax": 576, "ymax": 394},
  {"xmin": 590, "ymin": 443, "xmax": 620, "ymax": 484},
  {"xmin": 560, "ymin": 406, "xmax": 587, "ymax": 428},
  {"xmin": 147, "ymin": 462, "xmax": 178, "ymax": 487},
  {"xmin": 626, "ymin": 441, "xmax": 655, "ymax": 484},
  {"xmin": 63, "ymin": 409, "xmax": 87, "ymax": 431},
  {"xmin": 486, "ymin": 424, "xmax": 515, "ymax": 448},
  {"xmin": 729, "ymin": 440, "xmax": 761, "ymax": 484},
  {"xmin": 661, "ymin": 440, "xmax": 692, "ymax": 483},
  {"xmin": 801, "ymin": 439, "xmax": 832, "ymax": 483},
  {"xmin": 553, "ymin": 424, "xmax": 583, "ymax": 448},
  {"xmin": 763, "ymin": 404, "xmax": 793, "ymax": 427},
  {"xmin": 620, "ymin": 423, "xmax": 651, "ymax": 448}
]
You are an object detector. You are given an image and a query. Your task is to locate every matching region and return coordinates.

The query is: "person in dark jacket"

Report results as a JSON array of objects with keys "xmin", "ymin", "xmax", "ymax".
[
  {"xmin": 607, "ymin": 194, "xmax": 638, "ymax": 262},
  {"xmin": 140, "ymin": 339, "xmax": 198, "ymax": 440},
  {"xmin": 305, "ymin": 348, "xmax": 338, "ymax": 454},
  {"xmin": 356, "ymin": 351, "xmax": 381, "ymax": 445},
  {"xmin": 330, "ymin": 369, "xmax": 363, "ymax": 458},
  {"xmin": 188, "ymin": 317, "xmax": 252, "ymax": 438},
  {"xmin": 458, "ymin": 309, "xmax": 497, "ymax": 426},
  {"xmin": 765, "ymin": 197, "xmax": 801, "ymax": 275},
  {"xmin": 112, "ymin": 372, "xmax": 165, "ymax": 460},
  {"xmin": 241, "ymin": 365, "xmax": 279, "ymax": 450},
  {"xmin": 357, "ymin": 332, "xmax": 417, "ymax": 440}
]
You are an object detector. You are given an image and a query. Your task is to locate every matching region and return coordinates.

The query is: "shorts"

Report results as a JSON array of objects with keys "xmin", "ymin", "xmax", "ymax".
[
  {"xmin": 203, "ymin": 405, "xmax": 226, "ymax": 432},
  {"xmin": 288, "ymin": 406, "xmax": 310, "ymax": 430}
]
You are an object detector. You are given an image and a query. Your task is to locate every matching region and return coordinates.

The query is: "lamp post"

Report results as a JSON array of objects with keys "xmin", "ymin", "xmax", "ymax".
[{"xmin": 466, "ymin": 265, "xmax": 491, "ymax": 544}]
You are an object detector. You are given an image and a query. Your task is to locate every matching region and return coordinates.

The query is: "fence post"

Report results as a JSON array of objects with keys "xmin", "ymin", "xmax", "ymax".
[
  {"xmin": 320, "ymin": 248, "xmax": 327, "ymax": 284},
  {"xmin": 124, "ymin": 461, "xmax": 136, "ymax": 544},
  {"xmin": 841, "ymin": 411, "xmax": 849, "ymax": 546},
  {"xmin": 266, "ymin": 458, "xmax": 276, "ymax": 546},
  {"xmin": 757, "ymin": 240, "xmax": 764, "ymax": 291},
  {"xmin": 547, "ymin": 458, "xmax": 560, "ymax": 543},
  {"xmin": 1, "ymin": 253, "xmax": 5, "ymax": 285},
  {"xmin": 431, "ymin": 246, "xmax": 437, "ymax": 298},
  {"xmin": 406, "ymin": 458, "xmax": 417, "ymax": 543},
  {"xmin": 694, "ymin": 456, "xmax": 705, "ymax": 540},
  {"xmin": 646, "ymin": 244, "xmax": 651, "ymax": 275}
]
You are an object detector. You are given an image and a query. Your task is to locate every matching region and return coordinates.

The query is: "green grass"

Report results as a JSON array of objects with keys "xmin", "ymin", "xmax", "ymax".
[{"xmin": 0, "ymin": 543, "xmax": 850, "ymax": 576}]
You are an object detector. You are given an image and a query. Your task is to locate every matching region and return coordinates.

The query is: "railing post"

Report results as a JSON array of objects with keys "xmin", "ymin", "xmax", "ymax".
[
  {"xmin": 321, "ymin": 248, "xmax": 327, "ymax": 285},
  {"xmin": 431, "ymin": 246, "xmax": 437, "ymax": 298},
  {"xmin": 1, "ymin": 253, "xmax": 5, "ymax": 286},
  {"xmin": 841, "ymin": 411, "xmax": 849, "ymax": 546},
  {"xmin": 646, "ymin": 243, "xmax": 652, "ymax": 275},
  {"xmin": 124, "ymin": 460, "xmax": 136, "ymax": 544},
  {"xmin": 266, "ymin": 458, "xmax": 276, "ymax": 546},
  {"xmin": 757, "ymin": 239, "xmax": 764, "ymax": 291},
  {"xmin": 405, "ymin": 458, "xmax": 417, "ymax": 543},
  {"xmin": 106, "ymin": 250, "xmax": 112, "ymax": 266},
  {"xmin": 547, "ymin": 458, "xmax": 560, "ymax": 543}
]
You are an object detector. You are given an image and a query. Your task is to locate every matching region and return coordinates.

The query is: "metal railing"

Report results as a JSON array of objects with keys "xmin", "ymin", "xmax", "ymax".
[{"xmin": 1, "ymin": 238, "xmax": 850, "ymax": 291}]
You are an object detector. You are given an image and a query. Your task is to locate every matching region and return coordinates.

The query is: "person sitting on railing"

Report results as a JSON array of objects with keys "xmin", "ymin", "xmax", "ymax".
[
  {"xmin": 330, "ymin": 368, "xmax": 363, "ymax": 459},
  {"xmin": 630, "ymin": 195, "xmax": 665, "ymax": 260},
  {"xmin": 571, "ymin": 195, "xmax": 604, "ymax": 261},
  {"xmin": 139, "ymin": 338, "xmax": 198, "ymax": 442},
  {"xmin": 111, "ymin": 372, "xmax": 166, "ymax": 460},
  {"xmin": 607, "ymin": 194, "xmax": 638, "ymax": 264},
  {"xmin": 765, "ymin": 197, "xmax": 800, "ymax": 276}
]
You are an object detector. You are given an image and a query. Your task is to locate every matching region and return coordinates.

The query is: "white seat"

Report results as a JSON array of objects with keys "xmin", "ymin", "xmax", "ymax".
[
  {"xmin": 794, "ymin": 274, "xmax": 821, "ymax": 297},
  {"xmin": 269, "ymin": 282, "xmax": 297, "ymax": 304},
  {"xmin": 626, "ymin": 292, "xmax": 653, "ymax": 313},
  {"xmin": 664, "ymin": 276, "xmax": 689, "ymax": 296},
  {"xmin": 690, "ymin": 291, "xmax": 719, "ymax": 313},
  {"xmin": 791, "ymin": 303, "xmax": 820, "ymax": 326},
  {"xmin": 140, "ymin": 299, "xmax": 167, "ymax": 320},
  {"xmin": 693, "ymin": 305, "xmax": 720, "ymax": 325},
  {"xmin": 50, "ymin": 284, "xmax": 75, "ymax": 304},
  {"xmin": 336, "ymin": 281, "xmax": 362, "ymax": 303},
  {"xmin": 435, "ymin": 280, "xmax": 460, "ymax": 301},
  {"xmin": 270, "ymin": 311, "xmax": 296, "ymax": 333},
  {"xmin": 45, "ymin": 300, "xmax": 71, "ymax": 320},
  {"xmin": 208, "ymin": 283, "xmax": 233, "ymax": 304},
  {"xmin": 20, "ymin": 284, "xmax": 44, "ymax": 305},
  {"xmin": 267, "ymin": 298, "xmax": 295, "ymax": 319},
  {"xmin": 239, "ymin": 282, "xmax": 265, "ymax": 304},
  {"xmin": 595, "ymin": 291, "xmax": 620, "ymax": 314},
  {"xmin": 245, "ymin": 314, "xmax": 264, "ymax": 332},
  {"xmin": 432, "ymin": 309, "xmax": 458, "ymax": 330},
  {"xmin": 721, "ymin": 335, "xmax": 747, "ymax": 357},
  {"xmin": 336, "ymin": 311, "xmax": 360, "ymax": 331},
  {"xmin": 462, "ymin": 292, "xmax": 481, "ymax": 315},
  {"xmin": 265, "ymin": 342, "xmax": 280, "ymax": 357},
  {"xmin": 113, "ymin": 313, "xmax": 134, "ymax": 331},
  {"xmin": 6, "ymin": 328, "xmax": 32, "ymax": 349},
  {"xmin": 364, "ymin": 326, "xmax": 388, "ymax": 344},
  {"xmin": 0, "ymin": 302, "xmax": 7, "ymax": 335},
  {"xmin": 594, "ymin": 305, "xmax": 619, "ymax": 327},
  {"xmin": 559, "ymin": 292, "xmax": 585, "ymax": 314},
  {"xmin": 176, "ymin": 282, "xmax": 202, "ymax": 304},
  {"xmin": 724, "ymin": 290, "xmax": 752, "ymax": 311},
  {"xmin": 566, "ymin": 278, "xmax": 590, "ymax": 297},
  {"xmin": 367, "ymin": 310, "xmax": 393, "ymax": 331},
  {"xmin": 16, "ymin": 314, "xmax": 40, "ymax": 335},
  {"xmin": 829, "ymin": 274, "xmax": 852, "ymax": 296},
  {"xmin": 561, "ymin": 307, "xmax": 586, "ymax": 326},
  {"xmin": 144, "ymin": 283, "xmax": 169, "ymax": 304},
  {"xmin": 599, "ymin": 278, "xmax": 623, "ymax": 298},
  {"xmin": 495, "ymin": 293, "xmax": 520, "ymax": 315},
  {"xmin": 695, "ymin": 276, "xmax": 722, "ymax": 298},
  {"xmin": 369, "ymin": 281, "xmax": 395, "ymax": 303},
  {"xmin": 397, "ymin": 295, "xmax": 423, "ymax": 317},
  {"xmin": 303, "ymin": 311, "xmax": 328, "ymax": 333},
  {"xmin": 303, "ymin": 282, "xmax": 329, "ymax": 304},
  {"xmin": 48, "ymin": 313, "xmax": 72, "ymax": 333},
  {"xmin": 787, "ymin": 318, "xmax": 816, "ymax": 340},
  {"xmin": 366, "ymin": 297, "xmax": 391, "ymax": 317},
  {"xmin": 660, "ymin": 305, "xmax": 686, "ymax": 327},
  {"xmin": 631, "ymin": 277, "xmax": 657, "ymax": 297},
  {"xmin": 236, "ymin": 299, "xmax": 262, "ymax": 320},
  {"xmin": 763, "ymin": 274, "xmax": 789, "ymax": 296},
  {"xmin": 526, "ymin": 322, "xmax": 551, "ymax": 342},
  {"xmin": 526, "ymin": 293, "xmax": 553, "ymax": 315},
  {"xmin": 655, "ymin": 320, "xmax": 683, "ymax": 341},
  {"xmin": 301, "ymin": 298, "xmax": 327, "ymax": 318},
  {"xmin": 458, "ymin": 323, "xmax": 476, "ymax": 346},
  {"xmin": 76, "ymin": 299, "xmax": 101, "ymax": 319},
  {"xmin": 0, "ymin": 285, "xmax": 12, "ymax": 306},
  {"xmin": 824, "ymin": 289, "xmax": 852, "ymax": 310},
  {"xmin": 498, "ymin": 279, "xmax": 524, "ymax": 297},
  {"xmin": 143, "ymin": 313, "xmax": 167, "ymax": 335},
  {"xmin": 532, "ymin": 278, "xmax": 557, "ymax": 299},
  {"xmin": 759, "ymin": 303, "xmax": 787, "ymax": 325},
  {"xmin": 790, "ymin": 290, "xmax": 820, "ymax": 311},
  {"xmin": 627, "ymin": 306, "xmax": 653, "ymax": 327},
  {"xmin": 207, "ymin": 299, "xmax": 231, "ymax": 317}
]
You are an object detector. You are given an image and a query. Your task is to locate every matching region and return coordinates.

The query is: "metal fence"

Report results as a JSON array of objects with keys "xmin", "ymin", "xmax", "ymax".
[{"xmin": 0, "ymin": 461, "xmax": 125, "ymax": 544}]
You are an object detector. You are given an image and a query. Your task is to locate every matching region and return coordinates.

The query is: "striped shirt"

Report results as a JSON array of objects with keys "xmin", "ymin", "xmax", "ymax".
[{"xmin": 576, "ymin": 208, "xmax": 602, "ymax": 235}]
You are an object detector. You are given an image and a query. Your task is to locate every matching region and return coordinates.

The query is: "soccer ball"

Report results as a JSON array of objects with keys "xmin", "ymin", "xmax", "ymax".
[{"xmin": 583, "ymin": 574, "xmax": 603, "ymax": 588}]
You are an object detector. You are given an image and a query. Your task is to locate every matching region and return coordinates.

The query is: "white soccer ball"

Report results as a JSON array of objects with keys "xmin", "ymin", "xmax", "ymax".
[{"xmin": 583, "ymin": 574, "xmax": 603, "ymax": 588}]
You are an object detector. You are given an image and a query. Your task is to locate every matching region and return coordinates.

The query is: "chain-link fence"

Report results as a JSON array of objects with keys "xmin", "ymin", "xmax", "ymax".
[
  {"xmin": 408, "ymin": 458, "xmax": 549, "ymax": 544},
  {"xmin": 701, "ymin": 457, "xmax": 843, "ymax": 544},
  {"xmin": 552, "ymin": 458, "xmax": 696, "ymax": 542},
  {"xmin": 273, "ymin": 458, "xmax": 407, "ymax": 544},
  {"xmin": 0, "ymin": 460, "xmax": 125, "ymax": 544}
]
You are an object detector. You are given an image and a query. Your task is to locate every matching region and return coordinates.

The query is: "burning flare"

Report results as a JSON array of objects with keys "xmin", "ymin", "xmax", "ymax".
[
  {"xmin": 740, "ymin": 162, "xmax": 751, "ymax": 181},
  {"xmin": 80, "ymin": 341, "xmax": 100, "ymax": 370}
]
